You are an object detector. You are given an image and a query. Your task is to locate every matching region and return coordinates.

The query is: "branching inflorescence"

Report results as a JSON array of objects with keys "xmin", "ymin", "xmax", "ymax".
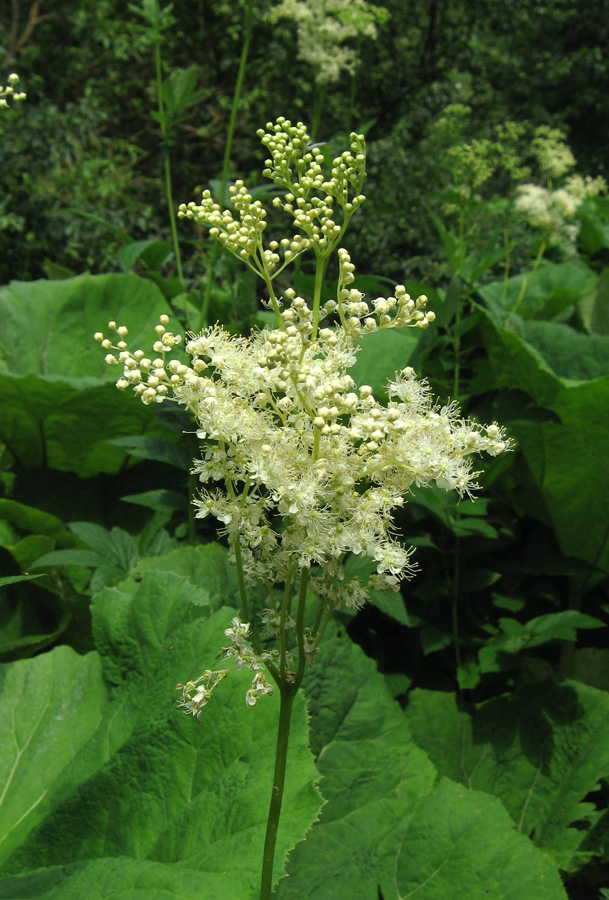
[{"xmin": 97, "ymin": 118, "xmax": 509, "ymax": 708}]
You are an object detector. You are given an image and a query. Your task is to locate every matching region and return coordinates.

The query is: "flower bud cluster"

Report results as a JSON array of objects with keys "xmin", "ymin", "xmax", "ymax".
[
  {"xmin": 334, "ymin": 248, "xmax": 436, "ymax": 337},
  {"xmin": 258, "ymin": 118, "xmax": 367, "ymax": 257},
  {"xmin": 95, "ymin": 316, "xmax": 184, "ymax": 405},
  {"xmin": 178, "ymin": 179, "xmax": 313, "ymax": 277},
  {"xmin": 0, "ymin": 73, "xmax": 26, "ymax": 109}
]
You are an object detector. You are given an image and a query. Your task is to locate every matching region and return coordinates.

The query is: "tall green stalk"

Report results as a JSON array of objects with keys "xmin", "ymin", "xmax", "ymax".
[
  {"xmin": 197, "ymin": 0, "xmax": 254, "ymax": 333},
  {"xmin": 152, "ymin": 7, "xmax": 184, "ymax": 286},
  {"xmin": 512, "ymin": 237, "xmax": 547, "ymax": 313}
]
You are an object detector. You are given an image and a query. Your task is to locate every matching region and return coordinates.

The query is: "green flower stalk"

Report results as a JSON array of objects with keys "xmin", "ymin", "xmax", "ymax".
[{"xmin": 96, "ymin": 118, "xmax": 510, "ymax": 899}]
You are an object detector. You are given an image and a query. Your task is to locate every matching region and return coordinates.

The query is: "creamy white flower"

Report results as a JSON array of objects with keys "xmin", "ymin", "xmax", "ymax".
[
  {"xmin": 268, "ymin": 0, "xmax": 388, "ymax": 85},
  {"xmin": 516, "ymin": 174, "xmax": 606, "ymax": 245},
  {"xmin": 100, "ymin": 118, "xmax": 511, "ymax": 716}
]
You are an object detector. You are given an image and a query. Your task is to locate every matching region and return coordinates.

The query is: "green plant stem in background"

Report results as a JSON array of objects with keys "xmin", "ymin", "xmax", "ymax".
[
  {"xmin": 512, "ymin": 237, "xmax": 547, "ymax": 313},
  {"xmin": 310, "ymin": 81, "xmax": 327, "ymax": 144},
  {"xmin": 345, "ymin": 38, "xmax": 362, "ymax": 134},
  {"xmin": 152, "ymin": 10, "xmax": 184, "ymax": 287},
  {"xmin": 219, "ymin": 0, "xmax": 254, "ymax": 213},
  {"xmin": 197, "ymin": 0, "xmax": 254, "ymax": 334}
]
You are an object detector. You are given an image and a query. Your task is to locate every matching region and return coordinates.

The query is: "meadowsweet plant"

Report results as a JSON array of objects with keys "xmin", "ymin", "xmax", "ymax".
[
  {"xmin": 269, "ymin": 0, "xmax": 386, "ymax": 85},
  {"xmin": 268, "ymin": 1, "xmax": 389, "ymax": 137},
  {"xmin": 96, "ymin": 117, "xmax": 510, "ymax": 900},
  {"xmin": 512, "ymin": 126, "xmax": 606, "ymax": 311}
]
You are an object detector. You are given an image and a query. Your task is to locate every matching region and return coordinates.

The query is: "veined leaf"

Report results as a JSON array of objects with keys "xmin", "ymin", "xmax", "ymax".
[
  {"xmin": 406, "ymin": 681, "xmax": 609, "ymax": 871},
  {"xmin": 276, "ymin": 624, "xmax": 566, "ymax": 900},
  {"xmin": 0, "ymin": 544, "xmax": 321, "ymax": 898}
]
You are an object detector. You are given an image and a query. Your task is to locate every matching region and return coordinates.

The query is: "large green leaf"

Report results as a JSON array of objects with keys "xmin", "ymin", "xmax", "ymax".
[
  {"xmin": 0, "ymin": 499, "xmax": 75, "ymax": 570},
  {"xmin": 0, "ymin": 274, "xmax": 172, "ymax": 378},
  {"xmin": 0, "ymin": 501, "xmax": 78, "ymax": 659},
  {"xmin": 479, "ymin": 310, "xmax": 609, "ymax": 574},
  {"xmin": 0, "ymin": 274, "xmax": 179, "ymax": 476},
  {"xmin": 478, "ymin": 610, "xmax": 605, "ymax": 673},
  {"xmin": 405, "ymin": 682, "xmax": 609, "ymax": 871},
  {"xmin": 0, "ymin": 544, "xmax": 321, "ymax": 898},
  {"xmin": 479, "ymin": 261, "xmax": 597, "ymax": 321},
  {"xmin": 351, "ymin": 326, "xmax": 421, "ymax": 397},
  {"xmin": 129, "ymin": 542, "xmax": 240, "ymax": 609},
  {"xmin": 0, "ymin": 857, "xmax": 241, "ymax": 900},
  {"xmin": 378, "ymin": 778, "xmax": 566, "ymax": 900},
  {"xmin": 276, "ymin": 626, "xmax": 566, "ymax": 900},
  {"xmin": 0, "ymin": 375, "xmax": 177, "ymax": 475},
  {"xmin": 0, "ymin": 646, "xmax": 110, "ymax": 864},
  {"xmin": 0, "ymin": 578, "xmax": 71, "ymax": 662}
]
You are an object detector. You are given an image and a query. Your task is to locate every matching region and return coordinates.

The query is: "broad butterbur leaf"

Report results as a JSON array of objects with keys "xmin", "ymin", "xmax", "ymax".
[
  {"xmin": 0, "ymin": 544, "xmax": 321, "ymax": 898},
  {"xmin": 276, "ymin": 625, "xmax": 566, "ymax": 900},
  {"xmin": 405, "ymin": 681, "xmax": 609, "ymax": 871}
]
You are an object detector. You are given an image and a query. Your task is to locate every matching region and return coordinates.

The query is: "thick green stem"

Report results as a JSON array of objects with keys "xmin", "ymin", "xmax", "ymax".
[
  {"xmin": 310, "ymin": 253, "xmax": 326, "ymax": 341},
  {"xmin": 260, "ymin": 683, "xmax": 295, "ymax": 900},
  {"xmin": 293, "ymin": 568, "xmax": 309, "ymax": 691},
  {"xmin": 163, "ymin": 147, "xmax": 184, "ymax": 285}
]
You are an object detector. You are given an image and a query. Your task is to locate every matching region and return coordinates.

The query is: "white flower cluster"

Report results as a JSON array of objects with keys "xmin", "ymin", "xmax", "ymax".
[
  {"xmin": 268, "ymin": 0, "xmax": 389, "ymax": 85},
  {"xmin": 223, "ymin": 617, "xmax": 275, "ymax": 705},
  {"xmin": 515, "ymin": 175, "xmax": 606, "ymax": 245},
  {"xmin": 176, "ymin": 669, "xmax": 228, "ymax": 719},
  {"xmin": 97, "ymin": 287, "xmax": 507, "ymax": 595},
  {"xmin": 0, "ymin": 74, "xmax": 26, "ymax": 109}
]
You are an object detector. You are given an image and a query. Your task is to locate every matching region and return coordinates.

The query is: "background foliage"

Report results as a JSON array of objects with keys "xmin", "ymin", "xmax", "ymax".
[{"xmin": 1, "ymin": 1, "xmax": 609, "ymax": 898}]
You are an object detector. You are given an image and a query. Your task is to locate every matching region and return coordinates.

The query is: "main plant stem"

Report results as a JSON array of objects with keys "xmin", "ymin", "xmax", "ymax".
[
  {"xmin": 260, "ymin": 683, "xmax": 296, "ymax": 900},
  {"xmin": 260, "ymin": 568, "xmax": 309, "ymax": 897}
]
